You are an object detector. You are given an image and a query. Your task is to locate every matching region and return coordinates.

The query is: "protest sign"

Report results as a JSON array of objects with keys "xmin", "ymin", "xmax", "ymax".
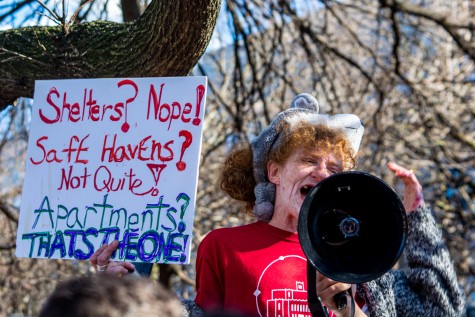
[{"xmin": 15, "ymin": 77, "xmax": 207, "ymax": 264}]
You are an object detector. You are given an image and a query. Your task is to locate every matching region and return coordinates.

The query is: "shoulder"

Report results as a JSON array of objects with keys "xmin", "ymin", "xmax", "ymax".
[
  {"xmin": 196, "ymin": 223, "xmax": 261, "ymax": 262},
  {"xmin": 197, "ymin": 222, "xmax": 276, "ymax": 255},
  {"xmin": 198, "ymin": 221, "xmax": 300, "ymax": 256},
  {"xmin": 200, "ymin": 222, "xmax": 261, "ymax": 243}
]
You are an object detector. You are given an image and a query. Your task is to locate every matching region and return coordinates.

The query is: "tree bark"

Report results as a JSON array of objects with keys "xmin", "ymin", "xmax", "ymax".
[{"xmin": 0, "ymin": 0, "xmax": 221, "ymax": 111}]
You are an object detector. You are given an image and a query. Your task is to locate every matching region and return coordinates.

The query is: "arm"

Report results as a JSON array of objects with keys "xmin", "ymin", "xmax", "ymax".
[{"xmin": 357, "ymin": 163, "xmax": 465, "ymax": 316}]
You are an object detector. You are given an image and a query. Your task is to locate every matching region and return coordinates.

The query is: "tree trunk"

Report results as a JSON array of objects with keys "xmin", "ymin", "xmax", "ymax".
[{"xmin": 0, "ymin": 0, "xmax": 221, "ymax": 110}]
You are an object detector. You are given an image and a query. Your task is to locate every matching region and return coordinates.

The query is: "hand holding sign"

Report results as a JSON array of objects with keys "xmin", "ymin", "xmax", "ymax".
[{"xmin": 90, "ymin": 241, "xmax": 135, "ymax": 275}]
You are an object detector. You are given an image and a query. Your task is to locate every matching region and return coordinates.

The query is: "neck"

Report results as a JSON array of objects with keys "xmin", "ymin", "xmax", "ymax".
[{"xmin": 269, "ymin": 212, "xmax": 298, "ymax": 233}]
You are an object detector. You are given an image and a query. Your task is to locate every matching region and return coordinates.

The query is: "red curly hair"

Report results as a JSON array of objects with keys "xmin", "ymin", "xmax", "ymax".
[{"xmin": 220, "ymin": 122, "xmax": 356, "ymax": 213}]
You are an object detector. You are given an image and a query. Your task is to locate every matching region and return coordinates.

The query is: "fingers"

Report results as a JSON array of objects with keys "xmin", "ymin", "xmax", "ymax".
[
  {"xmin": 89, "ymin": 241, "xmax": 135, "ymax": 276},
  {"xmin": 316, "ymin": 272, "xmax": 352, "ymax": 311},
  {"xmin": 96, "ymin": 240, "xmax": 119, "ymax": 266},
  {"xmin": 106, "ymin": 261, "xmax": 136, "ymax": 276},
  {"xmin": 387, "ymin": 162, "xmax": 416, "ymax": 183},
  {"xmin": 90, "ymin": 243, "xmax": 108, "ymax": 266},
  {"xmin": 387, "ymin": 162, "xmax": 424, "ymax": 212}
]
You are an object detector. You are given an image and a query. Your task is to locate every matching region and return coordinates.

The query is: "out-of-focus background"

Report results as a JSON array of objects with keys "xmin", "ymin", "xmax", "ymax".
[{"xmin": 0, "ymin": 0, "xmax": 473, "ymax": 316}]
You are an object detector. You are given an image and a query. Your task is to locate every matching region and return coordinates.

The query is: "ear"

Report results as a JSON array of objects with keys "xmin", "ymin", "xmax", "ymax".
[{"xmin": 267, "ymin": 160, "xmax": 281, "ymax": 185}]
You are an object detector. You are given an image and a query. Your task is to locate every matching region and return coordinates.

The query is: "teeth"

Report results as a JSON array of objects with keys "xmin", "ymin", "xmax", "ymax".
[{"xmin": 301, "ymin": 186, "xmax": 310, "ymax": 195}]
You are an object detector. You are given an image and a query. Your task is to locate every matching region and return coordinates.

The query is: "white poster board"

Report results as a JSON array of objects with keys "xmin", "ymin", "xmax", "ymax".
[{"xmin": 15, "ymin": 77, "xmax": 207, "ymax": 264}]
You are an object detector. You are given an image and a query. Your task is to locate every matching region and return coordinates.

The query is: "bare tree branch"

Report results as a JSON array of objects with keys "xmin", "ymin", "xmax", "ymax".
[
  {"xmin": 0, "ymin": 199, "xmax": 19, "ymax": 223},
  {"xmin": 0, "ymin": 0, "xmax": 221, "ymax": 110}
]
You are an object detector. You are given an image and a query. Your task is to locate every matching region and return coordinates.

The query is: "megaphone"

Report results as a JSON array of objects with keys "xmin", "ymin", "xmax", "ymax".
[{"xmin": 298, "ymin": 171, "xmax": 407, "ymax": 316}]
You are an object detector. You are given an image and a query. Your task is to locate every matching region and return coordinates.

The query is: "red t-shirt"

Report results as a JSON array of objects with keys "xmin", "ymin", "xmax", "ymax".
[{"xmin": 195, "ymin": 221, "xmax": 336, "ymax": 317}]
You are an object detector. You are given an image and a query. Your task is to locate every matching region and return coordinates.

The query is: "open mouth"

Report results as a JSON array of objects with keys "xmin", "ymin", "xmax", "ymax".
[{"xmin": 300, "ymin": 185, "xmax": 313, "ymax": 196}]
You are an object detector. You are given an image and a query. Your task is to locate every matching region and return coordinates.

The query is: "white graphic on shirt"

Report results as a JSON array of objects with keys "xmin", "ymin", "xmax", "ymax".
[{"xmin": 253, "ymin": 255, "xmax": 312, "ymax": 317}]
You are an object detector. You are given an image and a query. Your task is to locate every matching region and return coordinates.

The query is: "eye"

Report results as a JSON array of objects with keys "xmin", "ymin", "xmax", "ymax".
[
  {"xmin": 301, "ymin": 158, "xmax": 314, "ymax": 164},
  {"xmin": 328, "ymin": 167, "xmax": 342, "ymax": 174}
]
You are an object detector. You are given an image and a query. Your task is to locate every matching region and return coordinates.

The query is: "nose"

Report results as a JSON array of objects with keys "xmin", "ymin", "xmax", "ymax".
[{"xmin": 310, "ymin": 166, "xmax": 331, "ymax": 182}]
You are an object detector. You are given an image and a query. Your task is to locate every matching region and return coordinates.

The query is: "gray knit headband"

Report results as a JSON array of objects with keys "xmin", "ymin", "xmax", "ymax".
[{"xmin": 250, "ymin": 93, "xmax": 364, "ymax": 222}]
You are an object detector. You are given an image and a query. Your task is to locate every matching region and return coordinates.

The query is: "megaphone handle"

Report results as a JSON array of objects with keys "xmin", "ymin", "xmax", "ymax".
[
  {"xmin": 334, "ymin": 291, "xmax": 348, "ymax": 310},
  {"xmin": 334, "ymin": 289, "xmax": 356, "ymax": 316},
  {"xmin": 307, "ymin": 262, "xmax": 329, "ymax": 317},
  {"xmin": 306, "ymin": 261, "xmax": 356, "ymax": 317}
]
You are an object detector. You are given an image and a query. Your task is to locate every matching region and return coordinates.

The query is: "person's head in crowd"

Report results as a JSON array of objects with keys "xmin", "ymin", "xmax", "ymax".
[{"xmin": 38, "ymin": 274, "xmax": 183, "ymax": 317}]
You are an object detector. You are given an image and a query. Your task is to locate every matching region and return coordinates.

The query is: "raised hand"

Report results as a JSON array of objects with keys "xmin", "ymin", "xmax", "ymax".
[{"xmin": 387, "ymin": 162, "xmax": 424, "ymax": 213}]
